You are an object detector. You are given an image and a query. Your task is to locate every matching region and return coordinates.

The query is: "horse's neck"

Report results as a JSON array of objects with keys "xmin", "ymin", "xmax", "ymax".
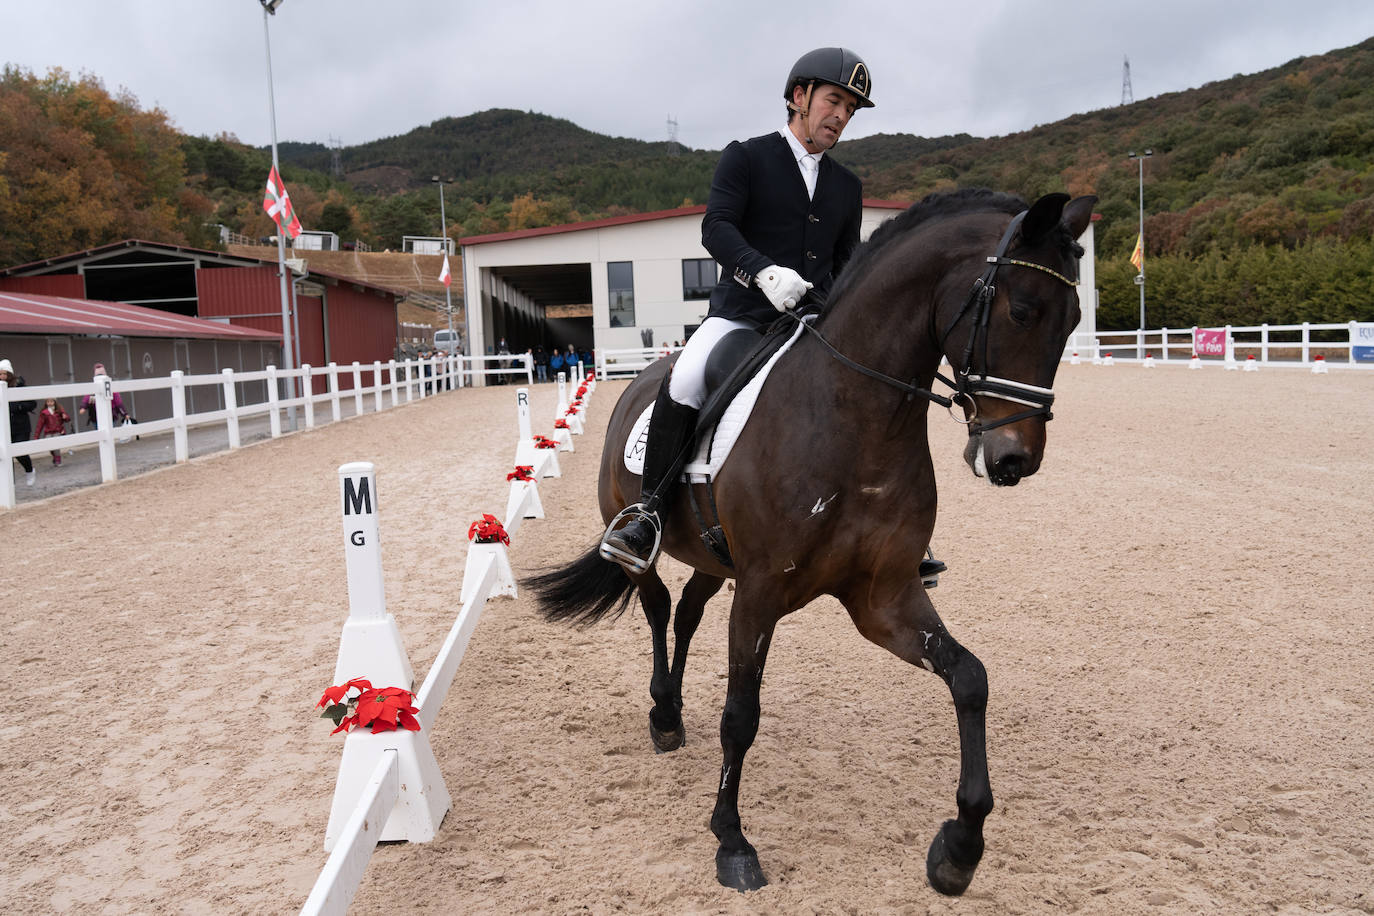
[{"xmin": 822, "ymin": 237, "xmax": 964, "ymax": 389}]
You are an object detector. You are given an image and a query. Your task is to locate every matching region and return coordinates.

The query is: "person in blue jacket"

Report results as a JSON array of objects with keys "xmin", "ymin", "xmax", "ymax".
[{"xmin": 600, "ymin": 48, "xmax": 873, "ymax": 573}]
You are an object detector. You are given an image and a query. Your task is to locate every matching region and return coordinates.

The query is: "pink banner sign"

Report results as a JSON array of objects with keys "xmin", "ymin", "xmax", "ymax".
[{"xmin": 1194, "ymin": 328, "xmax": 1226, "ymax": 357}]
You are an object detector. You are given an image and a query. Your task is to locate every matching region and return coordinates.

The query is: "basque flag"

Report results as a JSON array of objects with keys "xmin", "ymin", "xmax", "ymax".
[
  {"xmin": 263, "ymin": 166, "xmax": 303, "ymax": 239},
  {"xmin": 1129, "ymin": 233, "xmax": 1144, "ymax": 271},
  {"xmin": 439, "ymin": 253, "xmax": 452, "ymax": 288}
]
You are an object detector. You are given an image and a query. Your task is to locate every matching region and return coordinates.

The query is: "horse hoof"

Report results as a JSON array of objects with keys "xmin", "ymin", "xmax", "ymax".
[
  {"xmin": 926, "ymin": 820, "xmax": 981, "ymax": 896},
  {"xmin": 649, "ymin": 713, "xmax": 685, "ymax": 754},
  {"xmin": 715, "ymin": 847, "xmax": 767, "ymax": 892}
]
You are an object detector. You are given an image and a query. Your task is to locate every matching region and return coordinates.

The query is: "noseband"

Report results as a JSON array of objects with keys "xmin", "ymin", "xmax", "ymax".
[{"xmin": 794, "ymin": 208, "xmax": 1078, "ymax": 434}]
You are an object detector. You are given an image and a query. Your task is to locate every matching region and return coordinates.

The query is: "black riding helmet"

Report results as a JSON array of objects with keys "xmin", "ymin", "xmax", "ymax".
[{"xmin": 783, "ymin": 47, "xmax": 875, "ymax": 110}]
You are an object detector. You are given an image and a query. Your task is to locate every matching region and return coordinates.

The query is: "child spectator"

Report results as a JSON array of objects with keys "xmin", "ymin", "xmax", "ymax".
[{"xmin": 33, "ymin": 397, "xmax": 71, "ymax": 465}]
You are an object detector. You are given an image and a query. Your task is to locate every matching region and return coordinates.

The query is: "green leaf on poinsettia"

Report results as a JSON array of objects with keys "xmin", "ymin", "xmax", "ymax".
[{"xmin": 320, "ymin": 703, "xmax": 349, "ymax": 725}]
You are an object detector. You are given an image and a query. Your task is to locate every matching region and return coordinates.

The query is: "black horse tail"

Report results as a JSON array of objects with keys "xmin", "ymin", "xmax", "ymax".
[{"xmin": 524, "ymin": 545, "xmax": 638, "ymax": 626}]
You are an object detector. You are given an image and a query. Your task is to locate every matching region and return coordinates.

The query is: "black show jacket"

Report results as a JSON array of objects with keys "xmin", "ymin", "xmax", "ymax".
[{"xmin": 701, "ymin": 131, "xmax": 863, "ymax": 326}]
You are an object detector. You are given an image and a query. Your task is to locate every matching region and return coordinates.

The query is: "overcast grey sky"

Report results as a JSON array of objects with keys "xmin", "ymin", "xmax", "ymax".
[{"xmin": 5, "ymin": 1, "xmax": 1373, "ymax": 152}]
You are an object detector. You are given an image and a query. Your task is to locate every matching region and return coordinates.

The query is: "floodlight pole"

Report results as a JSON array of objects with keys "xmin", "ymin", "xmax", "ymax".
[
  {"xmin": 1128, "ymin": 149, "xmax": 1152, "ymax": 332},
  {"xmin": 262, "ymin": 0, "xmax": 297, "ymax": 429}
]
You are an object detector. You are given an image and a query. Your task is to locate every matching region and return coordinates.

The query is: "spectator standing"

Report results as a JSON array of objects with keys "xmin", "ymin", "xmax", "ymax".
[
  {"xmin": 77, "ymin": 362, "xmax": 129, "ymax": 429},
  {"xmin": 534, "ymin": 346, "xmax": 549, "ymax": 382},
  {"xmin": 2, "ymin": 358, "xmax": 37, "ymax": 486},
  {"xmin": 33, "ymin": 397, "xmax": 71, "ymax": 465}
]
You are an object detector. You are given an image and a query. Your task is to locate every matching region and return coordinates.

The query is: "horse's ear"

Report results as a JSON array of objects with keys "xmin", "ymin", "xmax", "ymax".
[
  {"xmin": 1021, "ymin": 193, "xmax": 1070, "ymax": 243},
  {"xmin": 1062, "ymin": 195, "xmax": 1097, "ymax": 240}
]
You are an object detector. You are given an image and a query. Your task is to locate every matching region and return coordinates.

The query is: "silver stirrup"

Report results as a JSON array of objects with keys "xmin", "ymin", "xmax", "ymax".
[
  {"xmin": 921, "ymin": 546, "xmax": 942, "ymax": 590},
  {"xmin": 598, "ymin": 504, "xmax": 664, "ymax": 575}
]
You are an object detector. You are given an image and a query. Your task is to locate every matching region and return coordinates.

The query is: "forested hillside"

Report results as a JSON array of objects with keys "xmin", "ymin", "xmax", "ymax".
[{"xmin": 3, "ymin": 36, "xmax": 1373, "ymax": 330}]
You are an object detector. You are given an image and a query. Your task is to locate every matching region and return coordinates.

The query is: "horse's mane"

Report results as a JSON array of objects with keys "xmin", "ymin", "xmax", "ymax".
[{"xmin": 830, "ymin": 188, "xmax": 1027, "ymax": 302}]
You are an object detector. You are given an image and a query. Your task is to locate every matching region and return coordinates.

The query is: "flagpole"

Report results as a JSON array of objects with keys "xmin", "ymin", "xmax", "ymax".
[
  {"xmin": 1128, "ymin": 149, "xmax": 1152, "ymax": 332},
  {"xmin": 262, "ymin": 0, "xmax": 297, "ymax": 430},
  {"xmin": 433, "ymin": 176, "xmax": 455, "ymax": 342}
]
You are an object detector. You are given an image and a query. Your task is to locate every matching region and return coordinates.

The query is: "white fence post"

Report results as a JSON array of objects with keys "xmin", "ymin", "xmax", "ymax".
[
  {"xmin": 0, "ymin": 381, "xmax": 14, "ymax": 509},
  {"xmin": 351, "ymin": 363, "xmax": 363, "ymax": 416},
  {"xmin": 222, "ymin": 368, "xmax": 241, "ymax": 449},
  {"xmin": 329, "ymin": 363, "xmax": 341, "ymax": 422},
  {"xmin": 1301, "ymin": 324, "xmax": 1311, "ymax": 365},
  {"xmin": 1350, "ymin": 320, "xmax": 1358, "ymax": 366},
  {"xmin": 267, "ymin": 365, "xmax": 282, "ymax": 438},
  {"xmin": 95, "ymin": 374, "xmax": 117, "ymax": 481},
  {"xmin": 388, "ymin": 360, "xmax": 400, "ymax": 408},
  {"xmin": 302, "ymin": 365, "xmax": 316, "ymax": 429},
  {"xmin": 403, "ymin": 359, "xmax": 415, "ymax": 403},
  {"xmin": 525, "ymin": 353, "xmax": 534, "ymax": 386},
  {"xmin": 1261, "ymin": 323, "xmax": 1270, "ymax": 364},
  {"xmin": 372, "ymin": 361, "xmax": 384, "ymax": 413},
  {"xmin": 171, "ymin": 370, "xmax": 189, "ymax": 462}
]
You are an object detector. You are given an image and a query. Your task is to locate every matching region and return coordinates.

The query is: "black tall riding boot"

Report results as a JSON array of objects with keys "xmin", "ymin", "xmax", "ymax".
[{"xmin": 599, "ymin": 382, "xmax": 699, "ymax": 574}]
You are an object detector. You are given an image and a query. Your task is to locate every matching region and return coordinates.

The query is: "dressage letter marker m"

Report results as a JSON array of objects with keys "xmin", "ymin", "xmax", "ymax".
[{"xmin": 333, "ymin": 462, "xmax": 415, "ymax": 692}]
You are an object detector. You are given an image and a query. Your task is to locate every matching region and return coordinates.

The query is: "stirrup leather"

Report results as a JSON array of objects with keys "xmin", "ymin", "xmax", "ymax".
[{"xmin": 598, "ymin": 503, "xmax": 664, "ymax": 575}]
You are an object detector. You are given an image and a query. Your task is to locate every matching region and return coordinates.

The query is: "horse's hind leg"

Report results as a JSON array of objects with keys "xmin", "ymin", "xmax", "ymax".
[
  {"xmin": 848, "ymin": 584, "xmax": 992, "ymax": 897},
  {"xmin": 641, "ymin": 568, "xmax": 724, "ymax": 752}
]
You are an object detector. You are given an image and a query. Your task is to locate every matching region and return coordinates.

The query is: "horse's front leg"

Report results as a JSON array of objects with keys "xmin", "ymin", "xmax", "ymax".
[
  {"xmin": 848, "ymin": 581, "xmax": 992, "ymax": 896},
  {"xmin": 710, "ymin": 584, "xmax": 779, "ymax": 892}
]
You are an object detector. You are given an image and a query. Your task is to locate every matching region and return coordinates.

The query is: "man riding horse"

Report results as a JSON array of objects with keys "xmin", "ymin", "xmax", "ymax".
[{"xmin": 601, "ymin": 48, "xmax": 941, "ymax": 582}]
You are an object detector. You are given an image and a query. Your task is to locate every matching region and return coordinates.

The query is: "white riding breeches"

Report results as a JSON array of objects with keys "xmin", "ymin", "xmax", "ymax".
[{"xmin": 666, "ymin": 316, "xmax": 757, "ymax": 409}]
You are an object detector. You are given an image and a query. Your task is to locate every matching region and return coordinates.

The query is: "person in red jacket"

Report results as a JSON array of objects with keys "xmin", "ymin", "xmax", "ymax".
[{"xmin": 33, "ymin": 397, "xmax": 71, "ymax": 465}]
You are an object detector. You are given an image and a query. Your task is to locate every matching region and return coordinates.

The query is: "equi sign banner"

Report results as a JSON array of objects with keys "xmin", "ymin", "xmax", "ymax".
[
  {"xmin": 1353, "ymin": 322, "xmax": 1374, "ymax": 362},
  {"xmin": 1193, "ymin": 328, "xmax": 1227, "ymax": 357}
]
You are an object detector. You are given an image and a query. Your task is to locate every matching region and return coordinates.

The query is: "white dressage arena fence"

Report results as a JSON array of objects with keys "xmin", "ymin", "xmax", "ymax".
[
  {"xmin": 1065, "ymin": 320, "xmax": 1373, "ymax": 369},
  {"xmin": 0, "ymin": 355, "xmax": 474, "ymax": 509},
  {"xmin": 300, "ymin": 383, "xmax": 592, "ymax": 916}
]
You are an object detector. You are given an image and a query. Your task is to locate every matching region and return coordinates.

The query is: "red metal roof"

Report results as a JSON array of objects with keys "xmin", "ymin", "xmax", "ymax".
[
  {"xmin": 0, "ymin": 291, "xmax": 281, "ymax": 341},
  {"xmin": 458, "ymin": 199, "xmax": 913, "ymax": 247}
]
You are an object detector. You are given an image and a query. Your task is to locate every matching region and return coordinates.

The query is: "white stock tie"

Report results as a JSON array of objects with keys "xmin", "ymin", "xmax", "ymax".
[{"xmin": 800, "ymin": 155, "xmax": 819, "ymax": 200}]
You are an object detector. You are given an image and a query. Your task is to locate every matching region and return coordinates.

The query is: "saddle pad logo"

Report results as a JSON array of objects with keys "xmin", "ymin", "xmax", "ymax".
[{"xmin": 623, "ymin": 403, "xmax": 654, "ymax": 475}]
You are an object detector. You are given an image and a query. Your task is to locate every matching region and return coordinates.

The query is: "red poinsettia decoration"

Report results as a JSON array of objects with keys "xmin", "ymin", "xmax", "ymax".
[
  {"xmin": 585, "ymin": 373, "xmax": 595, "ymax": 383},
  {"xmin": 564, "ymin": 404, "xmax": 580, "ymax": 416},
  {"xmin": 318, "ymin": 678, "xmax": 422, "ymax": 735},
  {"xmin": 468, "ymin": 513, "xmax": 510, "ymax": 545},
  {"xmin": 554, "ymin": 418, "xmax": 569, "ymax": 429},
  {"xmin": 575, "ymin": 385, "xmax": 588, "ymax": 398},
  {"xmin": 533, "ymin": 434, "xmax": 557, "ymax": 449},
  {"xmin": 506, "ymin": 465, "xmax": 535, "ymax": 482}
]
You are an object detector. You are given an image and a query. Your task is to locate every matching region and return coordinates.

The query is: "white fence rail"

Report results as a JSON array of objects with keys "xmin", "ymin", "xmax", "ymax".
[
  {"xmin": 0, "ymin": 354, "xmax": 541, "ymax": 510},
  {"xmin": 300, "ymin": 379, "xmax": 595, "ymax": 915},
  {"xmin": 1066, "ymin": 320, "xmax": 1373, "ymax": 368},
  {"xmin": 596, "ymin": 346, "xmax": 676, "ymax": 380}
]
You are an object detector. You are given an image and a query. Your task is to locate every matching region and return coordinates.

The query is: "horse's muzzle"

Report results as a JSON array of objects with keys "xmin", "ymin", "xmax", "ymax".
[{"xmin": 963, "ymin": 432, "xmax": 1039, "ymax": 487}]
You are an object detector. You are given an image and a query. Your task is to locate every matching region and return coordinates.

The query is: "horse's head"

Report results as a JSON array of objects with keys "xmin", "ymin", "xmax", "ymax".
[{"xmin": 941, "ymin": 192, "xmax": 1097, "ymax": 486}]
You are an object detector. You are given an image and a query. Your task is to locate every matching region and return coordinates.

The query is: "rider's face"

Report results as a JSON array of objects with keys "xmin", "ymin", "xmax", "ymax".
[{"xmin": 793, "ymin": 83, "xmax": 860, "ymax": 153}]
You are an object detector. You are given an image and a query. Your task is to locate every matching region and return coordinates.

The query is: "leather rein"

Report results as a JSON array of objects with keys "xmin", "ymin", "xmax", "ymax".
[{"xmin": 792, "ymin": 209, "xmax": 1079, "ymax": 435}]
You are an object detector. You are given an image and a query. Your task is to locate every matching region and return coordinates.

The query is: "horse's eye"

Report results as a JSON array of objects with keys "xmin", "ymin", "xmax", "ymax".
[{"xmin": 1008, "ymin": 299, "xmax": 1036, "ymax": 326}]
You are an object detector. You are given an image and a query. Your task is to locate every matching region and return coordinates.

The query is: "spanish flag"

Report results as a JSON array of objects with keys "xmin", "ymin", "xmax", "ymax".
[{"xmin": 1129, "ymin": 233, "xmax": 1144, "ymax": 271}]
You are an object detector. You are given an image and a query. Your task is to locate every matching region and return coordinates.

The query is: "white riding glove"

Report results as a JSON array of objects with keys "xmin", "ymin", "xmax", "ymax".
[{"xmin": 755, "ymin": 265, "xmax": 812, "ymax": 311}]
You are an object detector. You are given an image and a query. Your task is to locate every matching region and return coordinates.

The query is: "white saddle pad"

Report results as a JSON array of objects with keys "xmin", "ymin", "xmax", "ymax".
[{"xmin": 623, "ymin": 318, "xmax": 808, "ymax": 481}]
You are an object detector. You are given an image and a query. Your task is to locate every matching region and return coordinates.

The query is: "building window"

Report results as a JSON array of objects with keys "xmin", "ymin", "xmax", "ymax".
[
  {"xmin": 682, "ymin": 258, "xmax": 717, "ymax": 300},
  {"xmin": 608, "ymin": 261, "xmax": 635, "ymax": 328}
]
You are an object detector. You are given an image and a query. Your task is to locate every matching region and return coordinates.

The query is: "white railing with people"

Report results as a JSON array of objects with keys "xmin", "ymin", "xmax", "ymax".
[
  {"xmin": 0, "ymin": 356, "xmax": 478, "ymax": 509},
  {"xmin": 300, "ymin": 384, "xmax": 592, "ymax": 916}
]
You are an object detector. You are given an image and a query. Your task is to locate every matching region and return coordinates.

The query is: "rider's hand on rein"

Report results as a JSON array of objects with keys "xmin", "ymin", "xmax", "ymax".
[{"xmin": 756, "ymin": 265, "xmax": 812, "ymax": 311}]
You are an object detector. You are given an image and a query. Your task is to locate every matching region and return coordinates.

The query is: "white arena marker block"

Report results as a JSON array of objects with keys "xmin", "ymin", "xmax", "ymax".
[
  {"xmin": 1312, "ymin": 355, "xmax": 1328, "ymax": 374},
  {"xmin": 565, "ymin": 408, "xmax": 585, "ymax": 436},
  {"xmin": 1143, "ymin": 353, "xmax": 1156, "ymax": 368},
  {"xmin": 1102, "ymin": 352, "xmax": 1115, "ymax": 367},
  {"xmin": 515, "ymin": 386, "xmax": 533, "ymax": 453},
  {"xmin": 324, "ymin": 726, "xmax": 450, "ymax": 850},
  {"xmin": 334, "ymin": 463, "xmax": 415, "ymax": 692},
  {"xmin": 1243, "ymin": 355, "xmax": 1259, "ymax": 372},
  {"xmin": 461, "ymin": 542, "xmax": 516, "ymax": 606},
  {"xmin": 555, "ymin": 376, "xmax": 569, "ymax": 421},
  {"xmin": 1189, "ymin": 353, "xmax": 1202, "ymax": 370},
  {"xmin": 554, "ymin": 426, "xmax": 574, "ymax": 451},
  {"xmin": 503, "ymin": 478, "xmax": 544, "ymax": 534},
  {"xmin": 1069, "ymin": 352, "xmax": 1081, "ymax": 365}
]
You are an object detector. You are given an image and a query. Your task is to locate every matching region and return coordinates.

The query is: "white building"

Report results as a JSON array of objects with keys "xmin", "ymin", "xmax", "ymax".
[{"xmin": 458, "ymin": 201, "xmax": 1097, "ymax": 363}]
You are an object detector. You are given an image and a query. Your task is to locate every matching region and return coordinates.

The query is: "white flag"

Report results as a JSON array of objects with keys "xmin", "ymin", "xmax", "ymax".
[{"xmin": 439, "ymin": 254, "xmax": 452, "ymax": 288}]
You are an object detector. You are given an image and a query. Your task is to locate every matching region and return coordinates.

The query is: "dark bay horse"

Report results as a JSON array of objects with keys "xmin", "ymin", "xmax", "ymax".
[{"xmin": 528, "ymin": 189, "xmax": 1097, "ymax": 896}]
